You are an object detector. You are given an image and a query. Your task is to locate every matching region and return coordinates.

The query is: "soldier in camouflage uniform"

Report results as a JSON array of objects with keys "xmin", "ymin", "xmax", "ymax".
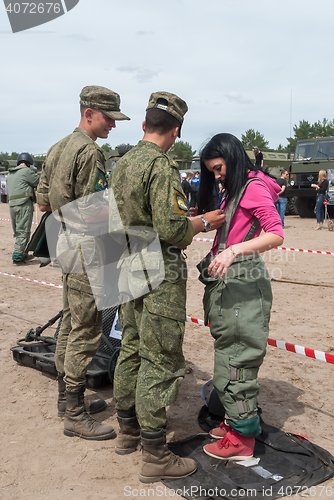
[
  {"xmin": 110, "ymin": 91, "xmax": 225, "ymax": 482},
  {"xmin": 7, "ymin": 152, "xmax": 40, "ymax": 264},
  {"xmin": 36, "ymin": 86, "xmax": 130, "ymax": 440}
]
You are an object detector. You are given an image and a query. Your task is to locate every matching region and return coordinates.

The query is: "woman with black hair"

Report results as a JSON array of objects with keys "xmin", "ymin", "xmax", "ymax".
[{"xmin": 196, "ymin": 133, "xmax": 284, "ymax": 461}]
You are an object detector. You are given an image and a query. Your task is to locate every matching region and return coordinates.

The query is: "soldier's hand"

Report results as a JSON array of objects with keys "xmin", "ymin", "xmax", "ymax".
[{"xmin": 204, "ymin": 209, "xmax": 225, "ymax": 230}]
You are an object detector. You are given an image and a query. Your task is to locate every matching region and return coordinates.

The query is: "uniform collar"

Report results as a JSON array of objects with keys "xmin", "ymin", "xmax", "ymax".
[
  {"xmin": 137, "ymin": 140, "xmax": 164, "ymax": 154},
  {"xmin": 73, "ymin": 127, "xmax": 95, "ymax": 141}
]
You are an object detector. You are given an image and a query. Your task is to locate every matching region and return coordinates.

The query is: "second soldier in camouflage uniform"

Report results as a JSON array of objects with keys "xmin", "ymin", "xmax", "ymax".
[
  {"xmin": 110, "ymin": 91, "xmax": 225, "ymax": 482},
  {"xmin": 36, "ymin": 86, "xmax": 130, "ymax": 440}
]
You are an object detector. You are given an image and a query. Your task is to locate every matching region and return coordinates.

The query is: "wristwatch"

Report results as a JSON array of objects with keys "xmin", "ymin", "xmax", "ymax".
[{"xmin": 199, "ymin": 217, "xmax": 211, "ymax": 232}]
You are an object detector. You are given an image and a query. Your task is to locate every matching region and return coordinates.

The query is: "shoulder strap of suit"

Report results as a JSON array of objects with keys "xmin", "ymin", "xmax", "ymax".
[{"xmin": 218, "ymin": 177, "xmax": 265, "ymax": 252}]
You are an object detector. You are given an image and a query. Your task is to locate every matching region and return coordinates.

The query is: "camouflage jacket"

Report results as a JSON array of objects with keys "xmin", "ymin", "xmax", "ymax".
[
  {"xmin": 109, "ymin": 140, "xmax": 194, "ymax": 250},
  {"xmin": 36, "ymin": 127, "xmax": 107, "ymax": 230}
]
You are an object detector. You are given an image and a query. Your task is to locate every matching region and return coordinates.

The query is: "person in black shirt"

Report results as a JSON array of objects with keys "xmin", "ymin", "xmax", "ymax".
[
  {"xmin": 311, "ymin": 170, "xmax": 329, "ymax": 229},
  {"xmin": 275, "ymin": 169, "xmax": 289, "ymax": 227},
  {"xmin": 181, "ymin": 171, "xmax": 191, "ymax": 208},
  {"xmin": 253, "ymin": 146, "xmax": 263, "ymax": 169}
]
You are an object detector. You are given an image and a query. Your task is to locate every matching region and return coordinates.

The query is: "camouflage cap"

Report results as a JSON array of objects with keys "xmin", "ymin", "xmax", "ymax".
[
  {"xmin": 80, "ymin": 85, "xmax": 130, "ymax": 121},
  {"xmin": 146, "ymin": 91, "xmax": 188, "ymax": 136}
]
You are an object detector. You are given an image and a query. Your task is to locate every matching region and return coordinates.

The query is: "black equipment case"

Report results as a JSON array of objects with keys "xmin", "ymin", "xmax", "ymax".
[{"xmin": 10, "ymin": 306, "xmax": 121, "ymax": 388}]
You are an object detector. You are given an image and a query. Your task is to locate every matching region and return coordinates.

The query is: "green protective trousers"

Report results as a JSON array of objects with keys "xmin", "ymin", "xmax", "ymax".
[
  {"xmin": 113, "ymin": 254, "xmax": 187, "ymax": 432},
  {"xmin": 203, "ymin": 254, "xmax": 272, "ymax": 436},
  {"xmin": 9, "ymin": 201, "xmax": 34, "ymax": 256}
]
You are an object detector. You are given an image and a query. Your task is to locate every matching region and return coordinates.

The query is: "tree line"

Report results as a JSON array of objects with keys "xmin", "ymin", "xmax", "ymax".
[
  {"xmin": 241, "ymin": 118, "xmax": 334, "ymax": 153},
  {"xmin": 1, "ymin": 118, "xmax": 333, "ymax": 162}
]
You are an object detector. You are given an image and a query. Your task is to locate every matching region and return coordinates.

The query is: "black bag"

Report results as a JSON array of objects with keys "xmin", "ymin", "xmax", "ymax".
[
  {"xmin": 163, "ymin": 420, "xmax": 334, "ymax": 499},
  {"xmin": 25, "ymin": 211, "xmax": 61, "ymax": 261}
]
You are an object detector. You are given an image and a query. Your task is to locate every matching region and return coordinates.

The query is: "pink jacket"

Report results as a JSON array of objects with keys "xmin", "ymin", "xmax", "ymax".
[{"xmin": 211, "ymin": 170, "xmax": 283, "ymax": 255}]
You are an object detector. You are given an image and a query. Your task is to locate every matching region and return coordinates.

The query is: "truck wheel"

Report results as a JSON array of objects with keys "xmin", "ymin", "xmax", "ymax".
[
  {"xmin": 286, "ymin": 197, "xmax": 299, "ymax": 216},
  {"xmin": 295, "ymin": 197, "xmax": 316, "ymax": 218}
]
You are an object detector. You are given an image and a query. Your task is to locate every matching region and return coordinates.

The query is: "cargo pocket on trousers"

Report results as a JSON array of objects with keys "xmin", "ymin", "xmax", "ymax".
[
  {"xmin": 144, "ymin": 298, "xmax": 185, "ymax": 354},
  {"xmin": 203, "ymin": 280, "xmax": 221, "ymax": 326},
  {"xmin": 67, "ymin": 276, "xmax": 99, "ymax": 327}
]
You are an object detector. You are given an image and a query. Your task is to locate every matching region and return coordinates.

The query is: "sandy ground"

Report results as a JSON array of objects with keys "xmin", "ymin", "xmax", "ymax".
[{"xmin": 1, "ymin": 202, "xmax": 334, "ymax": 500}]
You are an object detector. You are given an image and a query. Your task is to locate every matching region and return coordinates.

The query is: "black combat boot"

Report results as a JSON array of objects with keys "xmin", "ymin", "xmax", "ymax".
[
  {"xmin": 139, "ymin": 429, "xmax": 197, "ymax": 483},
  {"xmin": 114, "ymin": 409, "xmax": 141, "ymax": 455},
  {"xmin": 57, "ymin": 375, "xmax": 107, "ymax": 417},
  {"xmin": 63, "ymin": 387, "xmax": 116, "ymax": 440}
]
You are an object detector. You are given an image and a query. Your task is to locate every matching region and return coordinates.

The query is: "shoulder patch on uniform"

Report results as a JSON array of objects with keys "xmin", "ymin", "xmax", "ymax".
[
  {"xmin": 174, "ymin": 189, "xmax": 188, "ymax": 214},
  {"xmin": 95, "ymin": 172, "xmax": 106, "ymax": 191}
]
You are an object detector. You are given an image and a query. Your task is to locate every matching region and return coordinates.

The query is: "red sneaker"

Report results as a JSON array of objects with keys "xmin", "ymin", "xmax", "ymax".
[
  {"xmin": 204, "ymin": 430, "xmax": 255, "ymax": 461},
  {"xmin": 209, "ymin": 421, "xmax": 231, "ymax": 439}
]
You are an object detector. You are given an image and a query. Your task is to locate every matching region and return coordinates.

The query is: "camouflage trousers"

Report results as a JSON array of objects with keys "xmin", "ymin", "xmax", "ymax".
[
  {"xmin": 9, "ymin": 201, "xmax": 34, "ymax": 255},
  {"xmin": 203, "ymin": 254, "xmax": 272, "ymax": 436},
  {"xmin": 55, "ymin": 272, "xmax": 102, "ymax": 391},
  {"xmin": 114, "ymin": 277, "xmax": 186, "ymax": 432}
]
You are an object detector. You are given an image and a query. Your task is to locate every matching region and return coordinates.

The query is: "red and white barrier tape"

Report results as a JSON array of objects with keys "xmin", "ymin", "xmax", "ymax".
[
  {"xmin": 0, "ymin": 271, "xmax": 62, "ymax": 289},
  {"xmin": 273, "ymin": 246, "xmax": 334, "ymax": 256},
  {"xmin": 1, "ymin": 220, "xmax": 333, "ymax": 255},
  {"xmin": 193, "ymin": 237, "xmax": 214, "ymax": 242},
  {"xmin": 0, "ymin": 218, "xmax": 38, "ymax": 225},
  {"xmin": 186, "ymin": 315, "xmax": 205, "ymax": 326},
  {"xmin": 267, "ymin": 338, "xmax": 334, "ymax": 365},
  {"xmin": 186, "ymin": 315, "xmax": 334, "ymax": 365},
  {"xmin": 193, "ymin": 238, "xmax": 334, "ymax": 256},
  {"xmin": 1, "ymin": 270, "xmax": 333, "ymax": 365}
]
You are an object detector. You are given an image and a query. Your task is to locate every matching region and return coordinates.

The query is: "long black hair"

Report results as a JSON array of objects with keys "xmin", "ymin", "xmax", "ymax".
[{"xmin": 198, "ymin": 133, "xmax": 261, "ymax": 214}]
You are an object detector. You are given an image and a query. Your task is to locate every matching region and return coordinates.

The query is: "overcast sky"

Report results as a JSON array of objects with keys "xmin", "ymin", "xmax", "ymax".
[{"xmin": 0, "ymin": 0, "xmax": 333, "ymax": 156}]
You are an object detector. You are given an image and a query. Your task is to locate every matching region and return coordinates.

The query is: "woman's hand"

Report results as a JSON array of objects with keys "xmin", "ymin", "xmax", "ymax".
[
  {"xmin": 208, "ymin": 247, "xmax": 236, "ymax": 278},
  {"xmin": 208, "ymin": 232, "xmax": 284, "ymax": 279},
  {"xmin": 189, "ymin": 206, "xmax": 198, "ymax": 216}
]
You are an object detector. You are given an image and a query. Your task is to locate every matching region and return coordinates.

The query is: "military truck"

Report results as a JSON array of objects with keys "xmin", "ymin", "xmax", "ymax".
[
  {"xmin": 187, "ymin": 150, "xmax": 291, "ymax": 176},
  {"xmin": 0, "ymin": 159, "xmax": 15, "ymax": 172},
  {"xmin": 185, "ymin": 150, "xmax": 298, "ymax": 214},
  {"xmin": 246, "ymin": 149, "xmax": 291, "ymax": 178},
  {"xmin": 104, "ymin": 144, "xmax": 135, "ymax": 172},
  {"xmin": 286, "ymin": 136, "xmax": 334, "ymax": 218},
  {"xmin": 0, "ymin": 160, "xmax": 15, "ymax": 202}
]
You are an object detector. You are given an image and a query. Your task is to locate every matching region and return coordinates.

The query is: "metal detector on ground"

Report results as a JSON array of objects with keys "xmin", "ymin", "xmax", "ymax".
[{"xmin": 10, "ymin": 306, "xmax": 121, "ymax": 388}]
